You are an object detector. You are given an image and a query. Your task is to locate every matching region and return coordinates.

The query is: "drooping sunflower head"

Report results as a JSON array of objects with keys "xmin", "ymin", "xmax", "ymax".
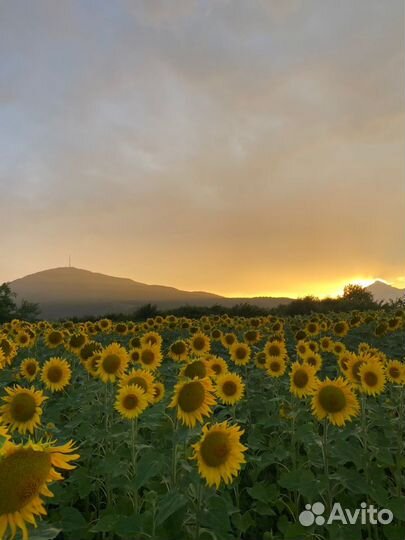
[
  {"xmin": 230, "ymin": 342, "xmax": 251, "ymax": 366},
  {"xmin": 20, "ymin": 358, "xmax": 40, "ymax": 382},
  {"xmin": 0, "ymin": 438, "xmax": 79, "ymax": 540},
  {"xmin": 359, "ymin": 360, "xmax": 386, "ymax": 396},
  {"xmin": 115, "ymin": 384, "xmax": 149, "ymax": 420},
  {"xmin": 189, "ymin": 332, "xmax": 211, "ymax": 356},
  {"xmin": 192, "ymin": 421, "xmax": 247, "ymax": 488},
  {"xmin": 169, "ymin": 377, "xmax": 216, "ymax": 427},
  {"xmin": 41, "ymin": 357, "xmax": 72, "ymax": 393},
  {"xmin": 0, "ymin": 385, "xmax": 47, "ymax": 434},
  {"xmin": 311, "ymin": 377, "xmax": 359, "ymax": 426},
  {"xmin": 215, "ymin": 373, "xmax": 245, "ymax": 405},
  {"xmin": 289, "ymin": 361, "xmax": 318, "ymax": 398},
  {"xmin": 97, "ymin": 343, "xmax": 129, "ymax": 383}
]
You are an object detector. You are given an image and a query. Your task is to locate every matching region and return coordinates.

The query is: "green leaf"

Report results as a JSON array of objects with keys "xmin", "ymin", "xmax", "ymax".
[
  {"xmin": 247, "ymin": 482, "xmax": 279, "ymax": 504},
  {"xmin": 90, "ymin": 514, "xmax": 122, "ymax": 533},
  {"xmin": 278, "ymin": 469, "xmax": 318, "ymax": 499},
  {"xmin": 156, "ymin": 491, "xmax": 188, "ymax": 527},
  {"xmin": 232, "ymin": 511, "xmax": 255, "ymax": 533},
  {"xmin": 386, "ymin": 498, "xmax": 405, "ymax": 521},
  {"xmin": 134, "ymin": 450, "xmax": 163, "ymax": 489},
  {"xmin": 59, "ymin": 507, "xmax": 87, "ymax": 532},
  {"xmin": 28, "ymin": 524, "xmax": 62, "ymax": 540}
]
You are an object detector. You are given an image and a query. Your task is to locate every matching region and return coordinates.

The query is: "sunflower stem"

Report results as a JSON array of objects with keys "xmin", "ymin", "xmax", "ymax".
[
  {"xmin": 131, "ymin": 418, "xmax": 139, "ymax": 513},
  {"xmin": 194, "ymin": 481, "xmax": 203, "ymax": 540},
  {"xmin": 361, "ymin": 395, "xmax": 373, "ymax": 540},
  {"xmin": 396, "ymin": 385, "xmax": 404, "ymax": 497},
  {"xmin": 321, "ymin": 420, "xmax": 332, "ymax": 513},
  {"xmin": 171, "ymin": 415, "xmax": 179, "ymax": 489}
]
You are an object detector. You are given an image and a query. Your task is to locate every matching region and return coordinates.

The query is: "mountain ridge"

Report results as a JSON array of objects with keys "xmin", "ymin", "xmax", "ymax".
[
  {"xmin": 8, "ymin": 267, "xmax": 404, "ymax": 319},
  {"xmin": 9, "ymin": 267, "xmax": 292, "ymax": 318}
]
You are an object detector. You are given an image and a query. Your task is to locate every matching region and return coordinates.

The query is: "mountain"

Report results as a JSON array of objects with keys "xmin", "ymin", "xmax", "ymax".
[
  {"xmin": 9, "ymin": 267, "xmax": 291, "ymax": 319},
  {"xmin": 366, "ymin": 280, "xmax": 405, "ymax": 303}
]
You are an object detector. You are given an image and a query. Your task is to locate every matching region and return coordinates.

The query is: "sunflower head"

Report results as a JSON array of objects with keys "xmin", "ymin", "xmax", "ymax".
[
  {"xmin": 290, "ymin": 362, "xmax": 317, "ymax": 398},
  {"xmin": 169, "ymin": 377, "xmax": 216, "ymax": 427},
  {"xmin": 312, "ymin": 378, "xmax": 359, "ymax": 426},
  {"xmin": 0, "ymin": 386, "xmax": 47, "ymax": 435},
  {"xmin": 359, "ymin": 360, "xmax": 386, "ymax": 396},
  {"xmin": 97, "ymin": 343, "xmax": 129, "ymax": 383},
  {"xmin": 41, "ymin": 357, "xmax": 72, "ymax": 392},
  {"xmin": 192, "ymin": 421, "xmax": 247, "ymax": 488},
  {"xmin": 216, "ymin": 373, "xmax": 245, "ymax": 405},
  {"xmin": 115, "ymin": 384, "xmax": 149, "ymax": 420},
  {"xmin": 20, "ymin": 358, "xmax": 40, "ymax": 382}
]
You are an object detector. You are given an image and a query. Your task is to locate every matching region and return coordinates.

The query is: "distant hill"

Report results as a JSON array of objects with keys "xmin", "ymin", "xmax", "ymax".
[
  {"xmin": 9, "ymin": 267, "xmax": 291, "ymax": 319},
  {"xmin": 366, "ymin": 280, "xmax": 405, "ymax": 303}
]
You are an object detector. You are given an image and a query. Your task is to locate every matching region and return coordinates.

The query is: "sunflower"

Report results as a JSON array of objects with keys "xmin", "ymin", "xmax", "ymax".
[
  {"xmin": 345, "ymin": 353, "xmax": 369, "ymax": 385},
  {"xmin": 99, "ymin": 318, "xmax": 113, "ymax": 332},
  {"xmin": 215, "ymin": 373, "xmax": 245, "ymax": 405},
  {"xmin": 296, "ymin": 340, "xmax": 309, "ymax": 359},
  {"xmin": 267, "ymin": 357, "xmax": 287, "ymax": 378},
  {"xmin": 129, "ymin": 348, "xmax": 141, "ymax": 364},
  {"xmin": 84, "ymin": 354, "xmax": 101, "ymax": 377},
  {"xmin": 386, "ymin": 360, "xmax": 405, "ymax": 384},
  {"xmin": 244, "ymin": 330, "xmax": 260, "ymax": 344},
  {"xmin": 311, "ymin": 378, "xmax": 359, "ymax": 426},
  {"xmin": 44, "ymin": 329, "xmax": 64, "ymax": 349},
  {"xmin": 333, "ymin": 321, "xmax": 350, "ymax": 338},
  {"xmin": 141, "ymin": 331, "xmax": 163, "ymax": 349},
  {"xmin": 67, "ymin": 333, "xmax": 88, "ymax": 353},
  {"xmin": 115, "ymin": 385, "xmax": 148, "ymax": 420},
  {"xmin": 332, "ymin": 342, "xmax": 346, "ymax": 356},
  {"xmin": 254, "ymin": 352, "xmax": 268, "ymax": 370},
  {"xmin": 169, "ymin": 377, "xmax": 216, "ymax": 427},
  {"xmin": 78, "ymin": 341, "xmax": 101, "ymax": 363},
  {"xmin": 320, "ymin": 337, "xmax": 333, "ymax": 352},
  {"xmin": 221, "ymin": 333, "xmax": 237, "ymax": 349},
  {"xmin": 302, "ymin": 351, "xmax": 323, "ymax": 372},
  {"xmin": 192, "ymin": 421, "xmax": 247, "ymax": 488},
  {"xmin": 289, "ymin": 362, "xmax": 318, "ymax": 398},
  {"xmin": 119, "ymin": 369, "xmax": 155, "ymax": 404},
  {"xmin": 189, "ymin": 332, "xmax": 211, "ymax": 356},
  {"xmin": 337, "ymin": 351, "xmax": 355, "ymax": 375},
  {"xmin": 41, "ymin": 358, "xmax": 72, "ymax": 393},
  {"xmin": 138, "ymin": 345, "xmax": 162, "ymax": 371},
  {"xmin": 97, "ymin": 343, "xmax": 129, "ymax": 383},
  {"xmin": 20, "ymin": 358, "xmax": 40, "ymax": 382},
  {"xmin": 152, "ymin": 382, "xmax": 165, "ymax": 404},
  {"xmin": 0, "ymin": 386, "xmax": 46, "ymax": 434},
  {"xmin": 230, "ymin": 343, "xmax": 251, "ymax": 366},
  {"xmin": 206, "ymin": 356, "xmax": 229, "ymax": 378},
  {"xmin": 305, "ymin": 321, "xmax": 320, "ymax": 337},
  {"xmin": 0, "ymin": 338, "xmax": 17, "ymax": 366},
  {"xmin": 180, "ymin": 359, "xmax": 213, "ymax": 380},
  {"xmin": 264, "ymin": 340, "xmax": 287, "ymax": 362},
  {"xmin": 168, "ymin": 340, "xmax": 189, "ymax": 362},
  {"xmin": 359, "ymin": 361, "xmax": 386, "ymax": 396},
  {"xmin": 0, "ymin": 438, "xmax": 79, "ymax": 540},
  {"xmin": 15, "ymin": 331, "xmax": 32, "ymax": 348}
]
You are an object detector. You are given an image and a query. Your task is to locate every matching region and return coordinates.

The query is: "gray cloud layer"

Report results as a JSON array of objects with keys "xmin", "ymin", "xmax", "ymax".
[{"xmin": 1, "ymin": 0, "xmax": 404, "ymax": 295}]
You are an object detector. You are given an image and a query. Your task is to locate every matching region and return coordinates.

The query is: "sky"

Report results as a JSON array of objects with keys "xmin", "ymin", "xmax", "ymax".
[{"xmin": 1, "ymin": 0, "xmax": 404, "ymax": 298}]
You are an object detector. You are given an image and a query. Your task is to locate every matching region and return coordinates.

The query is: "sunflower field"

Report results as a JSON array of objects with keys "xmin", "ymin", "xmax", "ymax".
[{"xmin": 0, "ymin": 309, "xmax": 405, "ymax": 540}]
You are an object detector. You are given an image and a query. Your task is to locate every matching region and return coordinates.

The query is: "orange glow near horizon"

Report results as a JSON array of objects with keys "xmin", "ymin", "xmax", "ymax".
[{"xmin": 222, "ymin": 277, "xmax": 392, "ymax": 299}]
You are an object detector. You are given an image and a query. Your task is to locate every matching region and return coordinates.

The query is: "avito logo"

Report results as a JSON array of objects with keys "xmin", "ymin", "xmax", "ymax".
[{"xmin": 299, "ymin": 502, "xmax": 394, "ymax": 527}]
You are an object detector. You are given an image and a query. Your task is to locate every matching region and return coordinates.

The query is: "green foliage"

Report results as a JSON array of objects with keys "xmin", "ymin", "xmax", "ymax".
[{"xmin": 0, "ymin": 282, "xmax": 40, "ymax": 322}]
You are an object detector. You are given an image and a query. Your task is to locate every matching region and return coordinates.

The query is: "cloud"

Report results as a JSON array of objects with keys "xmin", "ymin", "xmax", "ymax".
[{"xmin": 0, "ymin": 0, "xmax": 404, "ymax": 295}]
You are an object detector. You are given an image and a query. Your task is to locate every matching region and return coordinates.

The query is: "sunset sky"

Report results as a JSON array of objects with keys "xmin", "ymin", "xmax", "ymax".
[{"xmin": 1, "ymin": 0, "xmax": 404, "ymax": 298}]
